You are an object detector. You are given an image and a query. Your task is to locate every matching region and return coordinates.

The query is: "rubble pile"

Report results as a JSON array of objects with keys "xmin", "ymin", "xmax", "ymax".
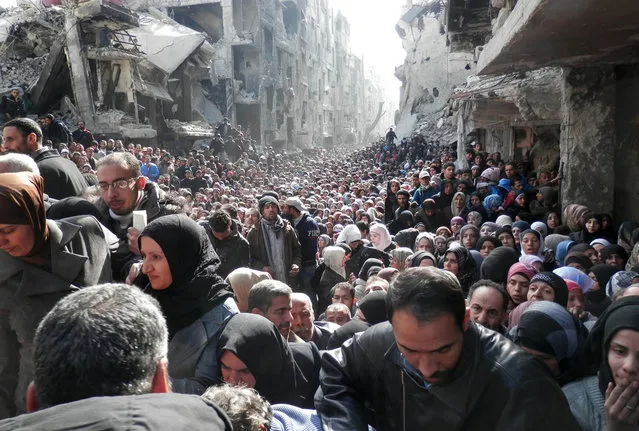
[
  {"xmin": 410, "ymin": 105, "xmax": 456, "ymax": 145},
  {"xmin": 0, "ymin": 55, "xmax": 48, "ymax": 92}
]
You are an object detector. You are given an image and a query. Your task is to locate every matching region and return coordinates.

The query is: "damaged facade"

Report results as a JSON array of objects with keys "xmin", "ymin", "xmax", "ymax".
[
  {"xmin": 393, "ymin": 0, "xmax": 477, "ymax": 144},
  {"xmin": 445, "ymin": 0, "xmax": 639, "ymax": 221},
  {"xmin": 0, "ymin": 0, "xmax": 386, "ymax": 150}
]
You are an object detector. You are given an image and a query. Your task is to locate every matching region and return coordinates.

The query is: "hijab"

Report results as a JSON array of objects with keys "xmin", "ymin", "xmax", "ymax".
[
  {"xmin": 546, "ymin": 234, "xmax": 570, "ymax": 255},
  {"xmin": 531, "ymin": 221, "xmax": 548, "ymax": 238},
  {"xmin": 225, "ymin": 268, "xmax": 272, "ymax": 312},
  {"xmin": 514, "ymin": 301, "xmax": 587, "ymax": 385},
  {"xmin": 555, "ymin": 240, "xmax": 576, "ymax": 266},
  {"xmin": 467, "ymin": 210, "xmax": 483, "ymax": 228},
  {"xmin": 408, "ymin": 249, "xmax": 434, "ymax": 266},
  {"xmin": 480, "ymin": 222, "xmax": 499, "ymax": 237},
  {"xmin": 563, "ymin": 204, "xmax": 590, "ymax": 232},
  {"xmin": 528, "ymin": 272, "xmax": 567, "ymax": 307},
  {"xmin": 323, "ymin": 246, "xmax": 346, "ymax": 278},
  {"xmin": 585, "ymin": 296, "xmax": 639, "ymax": 395},
  {"xmin": 444, "ymin": 246, "xmax": 476, "ymax": 293},
  {"xmin": 369, "ymin": 223, "xmax": 392, "ymax": 251},
  {"xmin": 0, "ymin": 172, "xmax": 49, "ymax": 264},
  {"xmin": 482, "ymin": 194, "xmax": 503, "ymax": 218},
  {"xmin": 590, "ymin": 264, "xmax": 620, "ymax": 291},
  {"xmin": 357, "ymin": 290, "xmax": 388, "ymax": 325},
  {"xmin": 217, "ymin": 313, "xmax": 300, "ymax": 405},
  {"xmin": 358, "ymin": 258, "xmax": 383, "ymax": 281},
  {"xmin": 626, "ymin": 242, "xmax": 639, "ymax": 272},
  {"xmin": 605, "ymin": 271, "xmax": 639, "ymax": 298},
  {"xmin": 618, "ymin": 222, "xmax": 639, "ymax": 254},
  {"xmin": 414, "ymin": 232, "xmax": 435, "ymax": 253},
  {"xmin": 450, "ymin": 192, "xmax": 467, "ymax": 217},
  {"xmin": 553, "ymin": 266, "xmax": 593, "ymax": 295},
  {"xmin": 394, "ymin": 228, "xmax": 419, "ymax": 249},
  {"xmin": 139, "ymin": 214, "xmax": 233, "ymax": 339},
  {"xmin": 519, "ymin": 229, "xmax": 544, "ymax": 258},
  {"xmin": 601, "ymin": 244, "xmax": 629, "ymax": 267},
  {"xmin": 480, "ymin": 246, "xmax": 520, "ymax": 284}
]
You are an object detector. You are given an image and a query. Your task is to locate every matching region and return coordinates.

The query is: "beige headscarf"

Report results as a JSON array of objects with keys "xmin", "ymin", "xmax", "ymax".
[{"xmin": 225, "ymin": 268, "xmax": 272, "ymax": 312}]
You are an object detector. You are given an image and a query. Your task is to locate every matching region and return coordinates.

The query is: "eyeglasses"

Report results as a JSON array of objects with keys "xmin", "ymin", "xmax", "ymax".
[{"xmin": 98, "ymin": 178, "xmax": 137, "ymax": 192}]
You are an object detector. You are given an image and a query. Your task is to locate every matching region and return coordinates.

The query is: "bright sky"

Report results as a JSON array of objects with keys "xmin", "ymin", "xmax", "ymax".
[
  {"xmin": 330, "ymin": 0, "xmax": 404, "ymax": 112},
  {"xmin": 0, "ymin": 0, "xmax": 16, "ymax": 8}
]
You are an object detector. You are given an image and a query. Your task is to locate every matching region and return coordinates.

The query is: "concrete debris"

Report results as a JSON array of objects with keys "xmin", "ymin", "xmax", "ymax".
[
  {"xmin": 128, "ymin": 12, "xmax": 206, "ymax": 75},
  {"xmin": 0, "ymin": 55, "xmax": 48, "ymax": 93},
  {"xmin": 165, "ymin": 119, "xmax": 216, "ymax": 138},
  {"xmin": 0, "ymin": 0, "xmax": 388, "ymax": 150}
]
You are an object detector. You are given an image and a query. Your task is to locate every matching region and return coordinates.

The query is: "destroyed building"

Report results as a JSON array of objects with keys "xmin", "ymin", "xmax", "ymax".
[
  {"xmin": 445, "ymin": 0, "xmax": 639, "ymax": 221},
  {"xmin": 0, "ymin": 0, "xmax": 387, "ymax": 151}
]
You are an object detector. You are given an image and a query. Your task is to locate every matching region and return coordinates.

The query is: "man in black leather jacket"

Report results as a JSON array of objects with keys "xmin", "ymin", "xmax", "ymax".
[{"xmin": 315, "ymin": 267, "xmax": 581, "ymax": 431}]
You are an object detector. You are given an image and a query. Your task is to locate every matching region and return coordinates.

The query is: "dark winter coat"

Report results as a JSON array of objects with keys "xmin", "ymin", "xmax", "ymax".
[
  {"xmin": 0, "ymin": 216, "xmax": 113, "ymax": 418},
  {"xmin": 32, "ymin": 148, "xmax": 88, "ymax": 200}
]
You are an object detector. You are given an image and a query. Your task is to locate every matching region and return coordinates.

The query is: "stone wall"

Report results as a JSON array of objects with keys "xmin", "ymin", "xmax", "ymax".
[
  {"xmin": 614, "ymin": 64, "xmax": 639, "ymax": 221},
  {"xmin": 559, "ymin": 66, "xmax": 616, "ymax": 214}
]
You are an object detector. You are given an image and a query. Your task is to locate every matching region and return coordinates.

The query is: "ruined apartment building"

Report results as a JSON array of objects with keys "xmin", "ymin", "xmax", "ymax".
[
  {"xmin": 444, "ymin": 0, "xmax": 639, "ymax": 221},
  {"xmin": 0, "ymin": 0, "xmax": 387, "ymax": 151}
]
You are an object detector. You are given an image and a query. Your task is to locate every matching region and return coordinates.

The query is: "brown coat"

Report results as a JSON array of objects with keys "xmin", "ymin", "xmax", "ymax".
[{"xmin": 246, "ymin": 217, "xmax": 301, "ymax": 286}]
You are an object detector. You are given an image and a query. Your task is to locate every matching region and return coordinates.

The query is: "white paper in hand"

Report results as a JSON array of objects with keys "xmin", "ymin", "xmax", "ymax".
[{"xmin": 132, "ymin": 210, "xmax": 148, "ymax": 232}]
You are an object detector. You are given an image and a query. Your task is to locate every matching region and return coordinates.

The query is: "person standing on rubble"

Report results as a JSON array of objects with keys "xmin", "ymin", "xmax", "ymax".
[
  {"xmin": 72, "ymin": 121, "xmax": 95, "ymax": 148},
  {"xmin": 0, "ymin": 89, "xmax": 25, "ymax": 121},
  {"xmin": 39, "ymin": 114, "xmax": 72, "ymax": 148}
]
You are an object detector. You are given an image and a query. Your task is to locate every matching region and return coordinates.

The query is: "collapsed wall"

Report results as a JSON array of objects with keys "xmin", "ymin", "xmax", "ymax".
[{"xmin": 394, "ymin": 4, "xmax": 476, "ymax": 141}]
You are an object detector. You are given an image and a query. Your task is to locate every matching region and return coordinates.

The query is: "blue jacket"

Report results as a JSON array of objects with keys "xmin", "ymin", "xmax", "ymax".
[
  {"xmin": 169, "ymin": 297, "xmax": 238, "ymax": 395},
  {"xmin": 411, "ymin": 186, "xmax": 438, "ymax": 206},
  {"xmin": 293, "ymin": 213, "xmax": 320, "ymax": 264},
  {"xmin": 141, "ymin": 163, "xmax": 160, "ymax": 181}
]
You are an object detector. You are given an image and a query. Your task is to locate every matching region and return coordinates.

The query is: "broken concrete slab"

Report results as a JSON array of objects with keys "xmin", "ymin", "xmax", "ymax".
[{"xmin": 127, "ymin": 12, "xmax": 206, "ymax": 74}]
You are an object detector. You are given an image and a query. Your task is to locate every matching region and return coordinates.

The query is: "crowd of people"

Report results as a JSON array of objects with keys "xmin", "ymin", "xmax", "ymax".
[{"xmin": 0, "ymin": 115, "xmax": 639, "ymax": 430}]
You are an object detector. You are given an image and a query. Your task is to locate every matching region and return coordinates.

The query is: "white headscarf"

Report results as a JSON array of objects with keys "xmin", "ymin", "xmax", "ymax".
[
  {"xmin": 323, "ymin": 246, "xmax": 346, "ymax": 278},
  {"xmin": 369, "ymin": 223, "xmax": 392, "ymax": 251}
]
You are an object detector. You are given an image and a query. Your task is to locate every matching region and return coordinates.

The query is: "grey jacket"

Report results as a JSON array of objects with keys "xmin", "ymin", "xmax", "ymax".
[
  {"xmin": 169, "ymin": 297, "xmax": 238, "ymax": 395},
  {"xmin": 0, "ymin": 216, "xmax": 113, "ymax": 418},
  {"xmin": 562, "ymin": 375, "xmax": 606, "ymax": 431}
]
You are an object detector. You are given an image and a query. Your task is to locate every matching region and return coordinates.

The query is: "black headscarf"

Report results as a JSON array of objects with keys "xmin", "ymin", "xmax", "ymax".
[
  {"xmin": 601, "ymin": 244, "xmax": 629, "ymax": 267},
  {"xmin": 358, "ymin": 258, "xmax": 384, "ymax": 281},
  {"xmin": 217, "ymin": 313, "xmax": 300, "ymax": 405},
  {"xmin": 394, "ymin": 228, "xmax": 419, "ymax": 249},
  {"xmin": 139, "ymin": 214, "xmax": 233, "ymax": 339},
  {"xmin": 410, "ymin": 251, "xmax": 437, "ymax": 268},
  {"xmin": 585, "ymin": 296, "xmax": 639, "ymax": 395},
  {"xmin": 442, "ymin": 246, "xmax": 476, "ymax": 293},
  {"xmin": 480, "ymin": 246, "xmax": 520, "ymax": 284},
  {"xmin": 585, "ymin": 264, "xmax": 618, "ymax": 317},
  {"xmin": 357, "ymin": 290, "xmax": 388, "ymax": 325}
]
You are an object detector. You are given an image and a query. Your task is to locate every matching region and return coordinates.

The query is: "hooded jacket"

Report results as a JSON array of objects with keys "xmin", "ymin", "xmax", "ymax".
[{"xmin": 315, "ymin": 321, "xmax": 580, "ymax": 431}]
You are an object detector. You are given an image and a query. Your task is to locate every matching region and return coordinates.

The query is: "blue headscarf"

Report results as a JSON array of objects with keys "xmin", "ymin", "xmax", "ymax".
[
  {"xmin": 482, "ymin": 194, "xmax": 503, "ymax": 218},
  {"xmin": 555, "ymin": 240, "xmax": 576, "ymax": 266}
]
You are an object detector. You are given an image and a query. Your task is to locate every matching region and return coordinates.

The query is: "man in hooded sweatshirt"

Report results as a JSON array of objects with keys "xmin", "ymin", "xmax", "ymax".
[{"xmin": 247, "ymin": 195, "xmax": 302, "ymax": 286}]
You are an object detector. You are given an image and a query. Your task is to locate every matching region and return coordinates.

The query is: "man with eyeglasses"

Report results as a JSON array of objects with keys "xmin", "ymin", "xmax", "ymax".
[{"xmin": 95, "ymin": 152, "xmax": 168, "ymax": 281}]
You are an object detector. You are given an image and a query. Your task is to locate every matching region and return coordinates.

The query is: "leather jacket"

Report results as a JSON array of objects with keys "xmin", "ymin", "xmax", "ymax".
[{"xmin": 315, "ymin": 321, "xmax": 581, "ymax": 431}]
